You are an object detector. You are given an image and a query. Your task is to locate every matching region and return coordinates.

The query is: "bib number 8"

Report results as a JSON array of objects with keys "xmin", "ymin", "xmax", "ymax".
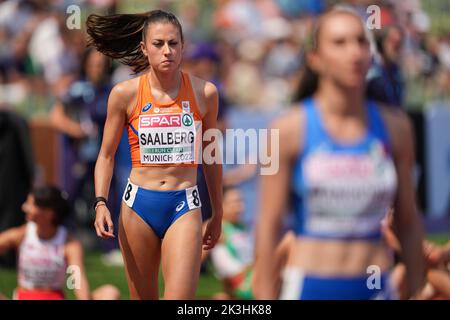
[
  {"xmin": 124, "ymin": 184, "xmax": 132, "ymax": 201},
  {"xmin": 192, "ymin": 189, "xmax": 200, "ymax": 207},
  {"xmin": 186, "ymin": 186, "xmax": 201, "ymax": 209},
  {"xmin": 123, "ymin": 181, "xmax": 137, "ymax": 207}
]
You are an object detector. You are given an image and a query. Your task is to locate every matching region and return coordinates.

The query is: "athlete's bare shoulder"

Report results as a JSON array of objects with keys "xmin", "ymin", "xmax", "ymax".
[
  {"xmin": 270, "ymin": 103, "xmax": 305, "ymax": 158},
  {"xmin": 272, "ymin": 104, "xmax": 304, "ymax": 129},
  {"xmin": 191, "ymin": 74, "xmax": 217, "ymax": 95},
  {"xmin": 109, "ymin": 76, "xmax": 141, "ymax": 112},
  {"xmin": 188, "ymin": 73, "xmax": 216, "ymax": 92},
  {"xmin": 186, "ymin": 73, "xmax": 218, "ymax": 116}
]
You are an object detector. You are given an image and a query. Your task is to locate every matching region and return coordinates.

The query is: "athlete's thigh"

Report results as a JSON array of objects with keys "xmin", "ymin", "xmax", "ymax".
[
  {"xmin": 119, "ymin": 202, "xmax": 161, "ymax": 300},
  {"xmin": 161, "ymin": 208, "xmax": 203, "ymax": 299}
]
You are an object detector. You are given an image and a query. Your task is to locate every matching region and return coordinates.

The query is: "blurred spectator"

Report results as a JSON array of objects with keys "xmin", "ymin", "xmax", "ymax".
[
  {"xmin": 276, "ymin": 0, "xmax": 325, "ymax": 18},
  {"xmin": 50, "ymin": 47, "xmax": 128, "ymax": 264},
  {"xmin": 28, "ymin": 10, "xmax": 80, "ymax": 86},
  {"xmin": 88, "ymin": 0, "xmax": 118, "ymax": 13},
  {"xmin": 226, "ymin": 39, "xmax": 266, "ymax": 108},
  {"xmin": 0, "ymin": 185, "xmax": 121, "ymax": 299},
  {"xmin": 0, "ymin": 107, "xmax": 34, "ymax": 268},
  {"xmin": 206, "ymin": 187, "xmax": 254, "ymax": 299},
  {"xmin": 49, "ymin": 48, "xmax": 111, "ymax": 232},
  {"xmin": 367, "ymin": 25, "xmax": 405, "ymax": 107}
]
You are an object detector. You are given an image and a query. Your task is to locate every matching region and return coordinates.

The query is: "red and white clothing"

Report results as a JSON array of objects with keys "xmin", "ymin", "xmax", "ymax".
[{"xmin": 15, "ymin": 222, "xmax": 67, "ymax": 300}]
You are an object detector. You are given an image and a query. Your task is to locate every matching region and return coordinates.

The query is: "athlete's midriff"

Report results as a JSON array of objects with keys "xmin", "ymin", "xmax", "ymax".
[
  {"xmin": 285, "ymin": 237, "xmax": 393, "ymax": 276},
  {"xmin": 129, "ymin": 166, "xmax": 197, "ymax": 191}
]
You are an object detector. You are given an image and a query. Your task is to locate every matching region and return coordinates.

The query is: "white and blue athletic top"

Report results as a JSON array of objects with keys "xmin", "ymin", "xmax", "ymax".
[{"xmin": 291, "ymin": 97, "xmax": 398, "ymax": 240}]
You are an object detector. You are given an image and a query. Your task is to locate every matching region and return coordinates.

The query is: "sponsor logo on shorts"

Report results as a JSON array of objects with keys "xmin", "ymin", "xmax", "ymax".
[{"xmin": 175, "ymin": 201, "xmax": 185, "ymax": 212}]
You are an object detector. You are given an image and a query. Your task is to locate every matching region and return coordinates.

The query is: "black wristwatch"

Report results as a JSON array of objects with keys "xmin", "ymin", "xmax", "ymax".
[{"xmin": 93, "ymin": 197, "xmax": 107, "ymax": 210}]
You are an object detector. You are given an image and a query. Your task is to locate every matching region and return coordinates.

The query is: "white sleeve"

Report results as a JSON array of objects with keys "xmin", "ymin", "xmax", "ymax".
[{"xmin": 210, "ymin": 244, "xmax": 246, "ymax": 279}]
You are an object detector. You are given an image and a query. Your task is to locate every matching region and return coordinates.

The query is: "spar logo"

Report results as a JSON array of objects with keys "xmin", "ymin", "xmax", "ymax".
[
  {"xmin": 182, "ymin": 114, "xmax": 193, "ymax": 126},
  {"xmin": 140, "ymin": 114, "xmax": 181, "ymax": 128}
]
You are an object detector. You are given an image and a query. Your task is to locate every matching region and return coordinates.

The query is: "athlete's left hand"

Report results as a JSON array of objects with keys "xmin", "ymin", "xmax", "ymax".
[{"xmin": 202, "ymin": 214, "xmax": 222, "ymax": 250}]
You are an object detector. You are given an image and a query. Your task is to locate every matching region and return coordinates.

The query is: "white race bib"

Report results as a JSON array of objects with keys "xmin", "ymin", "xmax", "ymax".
[
  {"xmin": 138, "ymin": 113, "xmax": 197, "ymax": 164},
  {"xmin": 186, "ymin": 185, "xmax": 202, "ymax": 210},
  {"xmin": 123, "ymin": 179, "xmax": 138, "ymax": 207}
]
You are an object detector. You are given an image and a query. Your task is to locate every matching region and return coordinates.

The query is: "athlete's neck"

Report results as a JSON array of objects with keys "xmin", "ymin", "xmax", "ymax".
[
  {"xmin": 36, "ymin": 224, "xmax": 58, "ymax": 240},
  {"xmin": 148, "ymin": 69, "xmax": 181, "ymax": 96},
  {"xmin": 314, "ymin": 81, "xmax": 365, "ymax": 119}
]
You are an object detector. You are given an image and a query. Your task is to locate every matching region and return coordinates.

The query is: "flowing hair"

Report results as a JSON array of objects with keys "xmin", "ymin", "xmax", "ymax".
[{"xmin": 86, "ymin": 10, "xmax": 184, "ymax": 74}]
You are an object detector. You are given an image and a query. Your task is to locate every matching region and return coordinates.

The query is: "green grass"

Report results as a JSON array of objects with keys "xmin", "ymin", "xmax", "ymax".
[
  {"xmin": 2, "ymin": 233, "xmax": 449, "ymax": 299},
  {"xmin": 0, "ymin": 251, "xmax": 222, "ymax": 300},
  {"xmin": 0, "ymin": 267, "xmax": 16, "ymax": 298},
  {"xmin": 78, "ymin": 251, "xmax": 222, "ymax": 299},
  {"xmin": 426, "ymin": 233, "xmax": 450, "ymax": 246}
]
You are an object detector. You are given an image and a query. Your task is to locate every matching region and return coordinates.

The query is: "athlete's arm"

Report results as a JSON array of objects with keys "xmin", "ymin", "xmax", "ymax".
[
  {"xmin": 425, "ymin": 240, "xmax": 450, "ymax": 267},
  {"xmin": 433, "ymin": 241, "xmax": 450, "ymax": 265},
  {"xmin": 49, "ymin": 101, "xmax": 86, "ymax": 139},
  {"xmin": 65, "ymin": 237, "xmax": 91, "ymax": 300},
  {"xmin": 442, "ymin": 242, "xmax": 450, "ymax": 264},
  {"xmin": 94, "ymin": 81, "xmax": 133, "ymax": 239},
  {"xmin": 0, "ymin": 226, "xmax": 26, "ymax": 255},
  {"xmin": 381, "ymin": 210, "xmax": 402, "ymax": 253},
  {"xmin": 389, "ymin": 110, "xmax": 426, "ymax": 298},
  {"xmin": 426, "ymin": 269, "xmax": 450, "ymax": 299},
  {"xmin": 253, "ymin": 109, "xmax": 300, "ymax": 299},
  {"xmin": 201, "ymin": 81, "xmax": 223, "ymax": 250}
]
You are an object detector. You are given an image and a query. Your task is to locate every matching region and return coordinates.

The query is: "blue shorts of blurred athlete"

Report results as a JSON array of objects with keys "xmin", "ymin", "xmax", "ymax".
[{"xmin": 279, "ymin": 268, "xmax": 397, "ymax": 300}]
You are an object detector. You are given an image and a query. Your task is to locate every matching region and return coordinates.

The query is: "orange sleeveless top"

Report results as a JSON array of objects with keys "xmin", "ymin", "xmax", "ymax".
[{"xmin": 127, "ymin": 72, "xmax": 202, "ymax": 167}]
